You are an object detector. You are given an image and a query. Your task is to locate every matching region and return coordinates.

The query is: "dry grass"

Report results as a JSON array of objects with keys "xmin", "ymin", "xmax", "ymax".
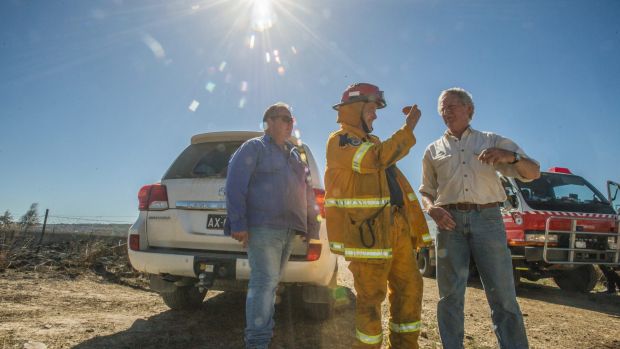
[
  {"xmin": 0, "ymin": 227, "xmax": 34, "ymax": 270},
  {"xmin": 0, "ymin": 231, "xmax": 148, "ymax": 290}
]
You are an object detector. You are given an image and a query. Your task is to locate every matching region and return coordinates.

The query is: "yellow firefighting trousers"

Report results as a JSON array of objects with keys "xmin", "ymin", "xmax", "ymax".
[{"xmin": 348, "ymin": 208, "xmax": 424, "ymax": 349}]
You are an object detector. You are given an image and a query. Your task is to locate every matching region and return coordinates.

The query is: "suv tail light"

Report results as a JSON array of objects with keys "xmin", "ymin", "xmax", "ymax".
[
  {"xmin": 306, "ymin": 241, "xmax": 322, "ymax": 261},
  {"xmin": 129, "ymin": 234, "xmax": 140, "ymax": 251},
  {"xmin": 138, "ymin": 184, "xmax": 169, "ymax": 211},
  {"xmin": 314, "ymin": 188, "xmax": 325, "ymax": 218}
]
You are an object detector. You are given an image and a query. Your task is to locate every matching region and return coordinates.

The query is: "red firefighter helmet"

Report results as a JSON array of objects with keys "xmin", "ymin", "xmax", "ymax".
[{"xmin": 332, "ymin": 83, "xmax": 387, "ymax": 110}]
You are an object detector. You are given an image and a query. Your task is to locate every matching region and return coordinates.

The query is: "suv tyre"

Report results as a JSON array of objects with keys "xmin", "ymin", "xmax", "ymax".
[
  {"xmin": 417, "ymin": 248, "xmax": 436, "ymax": 277},
  {"xmin": 299, "ymin": 265, "xmax": 337, "ymax": 321},
  {"xmin": 160, "ymin": 285, "xmax": 207, "ymax": 310}
]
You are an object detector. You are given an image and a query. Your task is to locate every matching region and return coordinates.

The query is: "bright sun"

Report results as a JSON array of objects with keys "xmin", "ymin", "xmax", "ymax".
[{"xmin": 251, "ymin": 0, "xmax": 274, "ymax": 32}]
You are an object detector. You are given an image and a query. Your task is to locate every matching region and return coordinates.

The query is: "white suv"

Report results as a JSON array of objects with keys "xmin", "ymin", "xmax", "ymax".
[{"xmin": 127, "ymin": 131, "xmax": 337, "ymax": 319}]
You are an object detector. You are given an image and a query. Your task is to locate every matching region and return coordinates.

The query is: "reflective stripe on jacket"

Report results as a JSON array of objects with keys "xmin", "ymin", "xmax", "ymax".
[{"xmin": 324, "ymin": 105, "xmax": 430, "ymax": 261}]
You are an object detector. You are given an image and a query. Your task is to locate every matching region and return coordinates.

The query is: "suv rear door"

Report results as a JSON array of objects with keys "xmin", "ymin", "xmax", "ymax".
[{"xmin": 146, "ymin": 131, "xmax": 314, "ymax": 255}]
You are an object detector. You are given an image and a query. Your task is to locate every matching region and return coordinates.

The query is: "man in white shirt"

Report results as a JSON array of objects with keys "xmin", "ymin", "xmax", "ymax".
[{"xmin": 420, "ymin": 87, "xmax": 539, "ymax": 349}]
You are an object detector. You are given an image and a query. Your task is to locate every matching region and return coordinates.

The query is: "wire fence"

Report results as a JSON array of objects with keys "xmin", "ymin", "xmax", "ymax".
[
  {"xmin": 1, "ymin": 213, "xmax": 130, "ymax": 272},
  {"xmin": 0, "ymin": 210, "xmax": 135, "ymax": 251}
]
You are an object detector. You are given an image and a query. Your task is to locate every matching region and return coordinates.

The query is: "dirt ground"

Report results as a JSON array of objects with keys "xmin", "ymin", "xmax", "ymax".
[{"xmin": 1, "ymin": 237, "xmax": 619, "ymax": 349}]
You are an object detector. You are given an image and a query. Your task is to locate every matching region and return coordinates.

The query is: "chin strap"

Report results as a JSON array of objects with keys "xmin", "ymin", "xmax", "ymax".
[{"xmin": 360, "ymin": 102, "xmax": 372, "ymax": 134}]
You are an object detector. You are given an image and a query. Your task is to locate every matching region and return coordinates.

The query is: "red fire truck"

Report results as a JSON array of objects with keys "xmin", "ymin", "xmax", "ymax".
[{"xmin": 417, "ymin": 167, "xmax": 620, "ymax": 292}]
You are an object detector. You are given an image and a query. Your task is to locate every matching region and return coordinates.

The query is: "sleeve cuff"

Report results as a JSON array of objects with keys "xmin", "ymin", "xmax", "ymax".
[{"xmin": 230, "ymin": 220, "xmax": 248, "ymax": 232}]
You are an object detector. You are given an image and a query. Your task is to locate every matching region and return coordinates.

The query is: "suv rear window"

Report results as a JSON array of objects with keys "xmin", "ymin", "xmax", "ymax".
[{"xmin": 163, "ymin": 141, "xmax": 244, "ymax": 179}]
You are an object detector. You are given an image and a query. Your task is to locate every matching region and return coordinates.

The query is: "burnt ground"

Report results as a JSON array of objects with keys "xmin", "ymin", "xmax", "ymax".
[{"xmin": 1, "ymin": 234, "xmax": 619, "ymax": 349}]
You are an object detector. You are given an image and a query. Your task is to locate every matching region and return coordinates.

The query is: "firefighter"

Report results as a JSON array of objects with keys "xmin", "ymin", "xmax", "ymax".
[
  {"xmin": 599, "ymin": 264, "xmax": 620, "ymax": 294},
  {"xmin": 324, "ymin": 83, "xmax": 432, "ymax": 348}
]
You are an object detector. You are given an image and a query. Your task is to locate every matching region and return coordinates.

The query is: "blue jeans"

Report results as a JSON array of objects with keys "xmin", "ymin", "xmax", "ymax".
[
  {"xmin": 436, "ymin": 206, "xmax": 529, "ymax": 349},
  {"xmin": 245, "ymin": 227, "xmax": 296, "ymax": 349}
]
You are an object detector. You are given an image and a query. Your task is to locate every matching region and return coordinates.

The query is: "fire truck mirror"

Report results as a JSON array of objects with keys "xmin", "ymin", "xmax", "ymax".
[
  {"xmin": 502, "ymin": 194, "xmax": 518, "ymax": 210},
  {"xmin": 509, "ymin": 194, "xmax": 519, "ymax": 209},
  {"xmin": 607, "ymin": 181, "xmax": 620, "ymax": 213}
]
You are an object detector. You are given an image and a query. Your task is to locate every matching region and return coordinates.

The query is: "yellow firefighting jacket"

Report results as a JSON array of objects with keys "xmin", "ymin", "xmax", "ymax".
[{"xmin": 324, "ymin": 103, "xmax": 431, "ymax": 261}]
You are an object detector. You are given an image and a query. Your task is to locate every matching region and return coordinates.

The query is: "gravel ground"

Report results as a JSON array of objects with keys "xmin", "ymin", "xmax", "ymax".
[{"xmin": 1, "ymin": 238, "xmax": 619, "ymax": 349}]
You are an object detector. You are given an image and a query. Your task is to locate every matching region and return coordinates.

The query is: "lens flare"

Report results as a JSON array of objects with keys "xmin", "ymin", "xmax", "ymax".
[
  {"xmin": 188, "ymin": 100, "xmax": 200, "ymax": 112},
  {"xmin": 240, "ymin": 81, "xmax": 248, "ymax": 92},
  {"xmin": 265, "ymin": 52, "xmax": 271, "ymax": 63},
  {"xmin": 218, "ymin": 61, "xmax": 227, "ymax": 72},
  {"xmin": 239, "ymin": 97, "xmax": 247, "ymax": 109},
  {"xmin": 249, "ymin": 35, "xmax": 255, "ymax": 49},
  {"xmin": 205, "ymin": 82, "xmax": 216, "ymax": 92},
  {"xmin": 142, "ymin": 34, "xmax": 166, "ymax": 60},
  {"xmin": 277, "ymin": 66, "xmax": 285, "ymax": 75}
]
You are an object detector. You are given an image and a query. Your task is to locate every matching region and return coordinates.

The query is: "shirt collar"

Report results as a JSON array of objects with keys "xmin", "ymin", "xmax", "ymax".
[
  {"xmin": 444, "ymin": 126, "xmax": 473, "ymax": 140},
  {"xmin": 262, "ymin": 133, "xmax": 292, "ymax": 151}
]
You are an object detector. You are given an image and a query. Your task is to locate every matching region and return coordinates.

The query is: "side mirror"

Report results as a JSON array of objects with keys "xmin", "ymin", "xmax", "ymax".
[
  {"xmin": 502, "ymin": 194, "xmax": 518, "ymax": 210},
  {"xmin": 608, "ymin": 180, "xmax": 620, "ymax": 214}
]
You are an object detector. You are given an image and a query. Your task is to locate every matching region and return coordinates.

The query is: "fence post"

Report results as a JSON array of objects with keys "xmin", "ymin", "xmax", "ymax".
[{"xmin": 35, "ymin": 209, "xmax": 49, "ymax": 253}]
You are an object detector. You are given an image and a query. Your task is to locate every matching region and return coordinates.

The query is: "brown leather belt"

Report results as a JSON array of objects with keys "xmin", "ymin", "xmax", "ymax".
[{"xmin": 441, "ymin": 202, "xmax": 499, "ymax": 211}]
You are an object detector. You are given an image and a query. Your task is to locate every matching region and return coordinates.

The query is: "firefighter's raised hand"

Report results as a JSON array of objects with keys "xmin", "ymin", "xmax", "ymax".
[
  {"xmin": 402, "ymin": 104, "xmax": 422, "ymax": 130},
  {"xmin": 427, "ymin": 206, "xmax": 456, "ymax": 231}
]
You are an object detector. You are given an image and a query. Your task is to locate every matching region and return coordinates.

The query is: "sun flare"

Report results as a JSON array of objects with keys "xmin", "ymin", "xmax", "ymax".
[{"xmin": 251, "ymin": 0, "xmax": 274, "ymax": 32}]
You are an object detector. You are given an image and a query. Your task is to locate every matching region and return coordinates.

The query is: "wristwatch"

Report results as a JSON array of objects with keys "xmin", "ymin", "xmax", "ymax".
[{"xmin": 509, "ymin": 152, "xmax": 521, "ymax": 164}]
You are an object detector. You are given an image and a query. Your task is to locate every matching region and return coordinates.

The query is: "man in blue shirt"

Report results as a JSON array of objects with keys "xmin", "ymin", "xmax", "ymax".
[{"xmin": 225, "ymin": 102, "xmax": 320, "ymax": 349}]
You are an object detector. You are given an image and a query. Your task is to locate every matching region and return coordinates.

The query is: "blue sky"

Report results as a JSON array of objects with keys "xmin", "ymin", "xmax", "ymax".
[{"xmin": 1, "ymin": 0, "xmax": 619, "ymax": 223}]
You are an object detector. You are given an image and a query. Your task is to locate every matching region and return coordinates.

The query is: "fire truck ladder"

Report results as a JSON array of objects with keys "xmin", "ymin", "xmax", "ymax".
[{"xmin": 543, "ymin": 216, "xmax": 620, "ymax": 265}]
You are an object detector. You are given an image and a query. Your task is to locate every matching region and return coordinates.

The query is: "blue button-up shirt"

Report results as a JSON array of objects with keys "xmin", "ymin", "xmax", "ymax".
[{"xmin": 225, "ymin": 134, "xmax": 319, "ymax": 239}]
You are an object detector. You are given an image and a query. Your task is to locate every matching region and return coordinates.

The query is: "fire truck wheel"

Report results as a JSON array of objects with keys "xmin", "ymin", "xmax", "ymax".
[
  {"xmin": 553, "ymin": 265, "xmax": 600, "ymax": 293},
  {"xmin": 417, "ymin": 248, "xmax": 436, "ymax": 278}
]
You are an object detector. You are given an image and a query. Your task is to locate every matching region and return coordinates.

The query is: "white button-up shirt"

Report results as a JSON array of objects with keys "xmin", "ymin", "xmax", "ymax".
[{"xmin": 420, "ymin": 127, "xmax": 537, "ymax": 206}]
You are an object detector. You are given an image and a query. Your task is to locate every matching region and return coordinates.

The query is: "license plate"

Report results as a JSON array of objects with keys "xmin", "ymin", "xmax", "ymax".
[
  {"xmin": 575, "ymin": 241, "xmax": 586, "ymax": 249},
  {"xmin": 206, "ymin": 214, "xmax": 227, "ymax": 230}
]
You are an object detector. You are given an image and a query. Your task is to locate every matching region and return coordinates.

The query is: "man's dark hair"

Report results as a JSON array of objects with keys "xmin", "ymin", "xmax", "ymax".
[{"xmin": 262, "ymin": 102, "xmax": 291, "ymax": 122}]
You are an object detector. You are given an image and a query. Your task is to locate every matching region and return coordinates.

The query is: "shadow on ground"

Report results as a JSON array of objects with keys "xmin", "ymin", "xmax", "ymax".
[
  {"xmin": 72, "ymin": 288, "xmax": 357, "ymax": 349},
  {"xmin": 460, "ymin": 277, "xmax": 620, "ymax": 318}
]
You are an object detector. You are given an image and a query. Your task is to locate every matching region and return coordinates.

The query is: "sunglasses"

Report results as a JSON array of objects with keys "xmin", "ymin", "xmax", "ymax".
[{"xmin": 271, "ymin": 114, "xmax": 295, "ymax": 124}]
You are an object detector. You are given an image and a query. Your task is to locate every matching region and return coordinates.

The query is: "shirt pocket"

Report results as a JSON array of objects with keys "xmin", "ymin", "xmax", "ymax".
[
  {"xmin": 432, "ymin": 154, "xmax": 453, "ymax": 171},
  {"xmin": 472, "ymin": 139, "xmax": 495, "ymax": 157},
  {"xmin": 255, "ymin": 150, "xmax": 286, "ymax": 174}
]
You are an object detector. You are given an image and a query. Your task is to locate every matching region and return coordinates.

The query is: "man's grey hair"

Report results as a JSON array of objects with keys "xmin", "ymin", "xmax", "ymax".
[
  {"xmin": 438, "ymin": 87, "xmax": 475, "ymax": 119},
  {"xmin": 263, "ymin": 102, "xmax": 291, "ymax": 122}
]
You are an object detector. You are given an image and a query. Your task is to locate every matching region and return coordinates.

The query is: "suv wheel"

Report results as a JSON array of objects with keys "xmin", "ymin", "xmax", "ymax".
[
  {"xmin": 301, "ymin": 266, "xmax": 337, "ymax": 321},
  {"xmin": 417, "ymin": 248, "xmax": 436, "ymax": 277},
  {"xmin": 160, "ymin": 285, "xmax": 207, "ymax": 310},
  {"xmin": 302, "ymin": 291, "xmax": 334, "ymax": 320}
]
